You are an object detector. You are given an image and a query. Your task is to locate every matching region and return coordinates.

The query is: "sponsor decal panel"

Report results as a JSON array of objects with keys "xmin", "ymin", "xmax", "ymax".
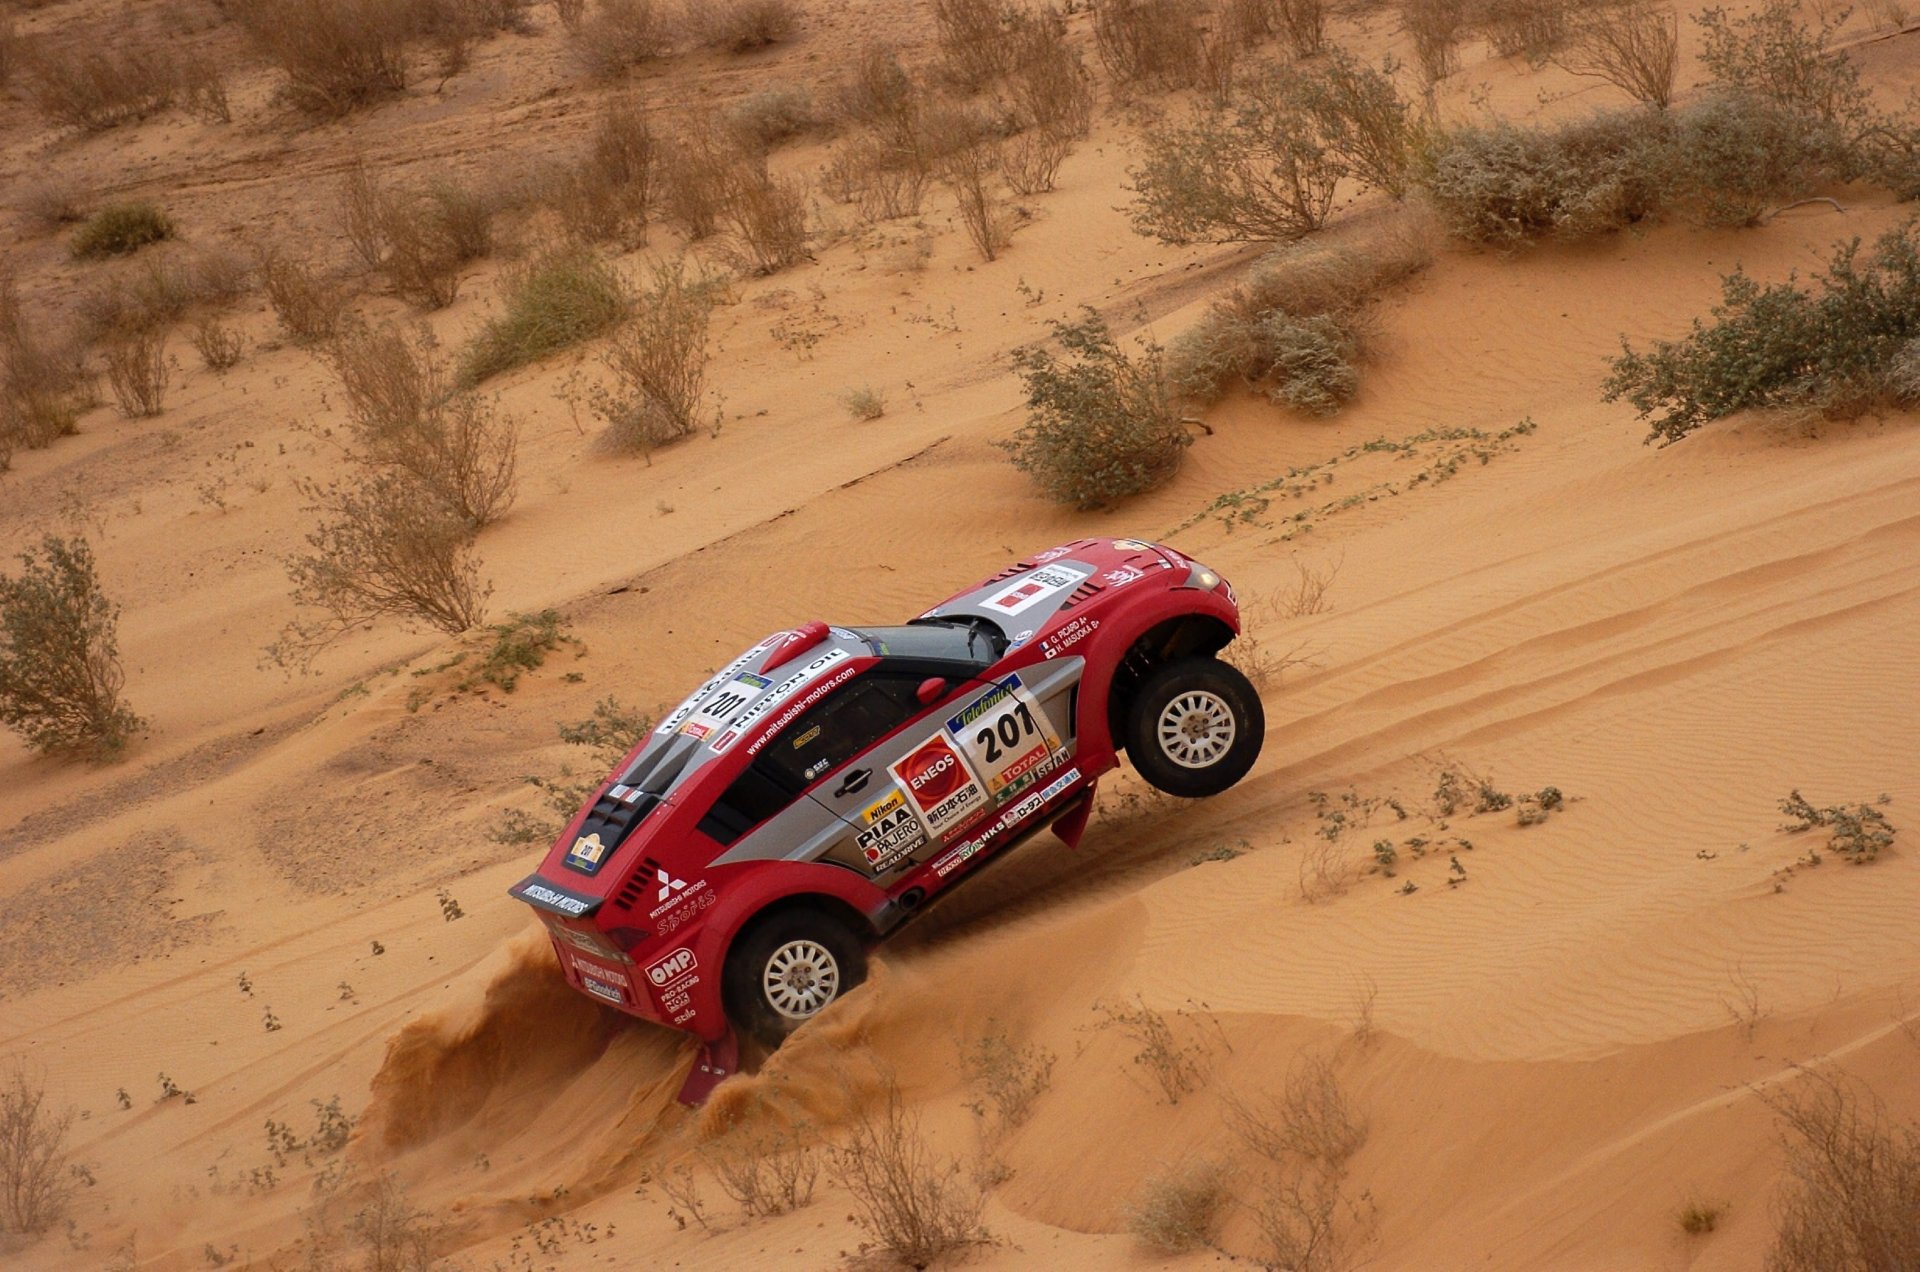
[
  {"xmin": 997, "ymin": 748, "xmax": 1070, "ymax": 801},
  {"xmin": 573, "ymin": 955, "xmax": 630, "ymax": 1004},
  {"xmin": 565, "ymin": 831, "xmax": 609, "ymax": 873},
  {"xmin": 856, "ymin": 789, "xmax": 930, "ymax": 871},
  {"xmin": 981, "ymin": 564, "xmax": 1089, "ymax": 616},
  {"xmin": 656, "ymin": 638, "xmax": 779, "ymax": 735},
  {"xmin": 517, "ymin": 880, "xmax": 593, "ymax": 916},
  {"xmin": 946, "ymin": 674, "xmax": 1061, "ymax": 799},
  {"xmin": 552, "ymin": 924, "xmax": 621, "ymax": 959},
  {"xmin": 648, "ymin": 872, "xmax": 718, "ymax": 936},
  {"xmin": 887, "ymin": 735, "xmax": 987, "ymax": 836},
  {"xmin": 930, "ymin": 766, "xmax": 1084, "ymax": 879},
  {"xmin": 1103, "ymin": 566, "xmax": 1145, "ymax": 587},
  {"xmin": 655, "ymin": 887, "xmax": 715, "ymax": 937},
  {"xmin": 645, "ymin": 947, "xmax": 701, "ymax": 1017},
  {"xmin": 582, "ymin": 975, "xmax": 624, "ymax": 1004},
  {"xmin": 712, "ymin": 648, "xmax": 854, "ymax": 753},
  {"xmin": 1111, "ymin": 538, "xmax": 1153, "ymax": 551}
]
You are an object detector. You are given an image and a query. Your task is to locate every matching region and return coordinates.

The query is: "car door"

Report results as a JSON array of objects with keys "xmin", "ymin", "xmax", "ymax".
[{"xmin": 806, "ymin": 661, "xmax": 1081, "ymax": 880}]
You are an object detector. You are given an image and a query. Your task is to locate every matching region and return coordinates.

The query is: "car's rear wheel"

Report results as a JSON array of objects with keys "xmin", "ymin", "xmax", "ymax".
[
  {"xmin": 1123, "ymin": 657, "xmax": 1264, "ymax": 798},
  {"xmin": 722, "ymin": 908, "xmax": 868, "ymax": 1049}
]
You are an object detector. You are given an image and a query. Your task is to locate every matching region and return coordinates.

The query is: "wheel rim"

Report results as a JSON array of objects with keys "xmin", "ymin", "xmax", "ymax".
[
  {"xmin": 762, "ymin": 939, "xmax": 841, "ymax": 1020},
  {"xmin": 1156, "ymin": 689, "xmax": 1237, "ymax": 769}
]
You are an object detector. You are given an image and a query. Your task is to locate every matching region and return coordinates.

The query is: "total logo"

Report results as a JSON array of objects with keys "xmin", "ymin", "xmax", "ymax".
[{"xmin": 645, "ymin": 947, "xmax": 697, "ymax": 988}]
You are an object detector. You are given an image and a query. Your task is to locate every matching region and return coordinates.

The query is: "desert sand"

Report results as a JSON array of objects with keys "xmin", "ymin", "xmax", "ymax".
[{"xmin": 3, "ymin": 1, "xmax": 1918, "ymax": 1269}]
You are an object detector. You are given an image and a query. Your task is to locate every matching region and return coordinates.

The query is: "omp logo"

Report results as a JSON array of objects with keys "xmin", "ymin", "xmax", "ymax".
[
  {"xmin": 645, "ymin": 948, "xmax": 696, "ymax": 987},
  {"xmin": 657, "ymin": 871, "xmax": 689, "ymax": 905}
]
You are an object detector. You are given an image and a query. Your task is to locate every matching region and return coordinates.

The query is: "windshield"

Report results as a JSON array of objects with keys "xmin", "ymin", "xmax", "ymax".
[{"xmin": 852, "ymin": 619, "xmax": 1003, "ymax": 666}]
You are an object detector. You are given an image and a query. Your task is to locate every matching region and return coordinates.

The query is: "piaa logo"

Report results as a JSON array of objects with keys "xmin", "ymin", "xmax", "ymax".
[
  {"xmin": 646, "ymin": 948, "xmax": 696, "ymax": 987},
  {"xmin": 899, "ymin": 738, "xmax": 967, "ymax": 801}
]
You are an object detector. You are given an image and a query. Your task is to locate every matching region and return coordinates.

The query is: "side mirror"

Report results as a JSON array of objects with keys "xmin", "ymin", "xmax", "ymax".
[{"xmin": 916, "ymin": 677, "xmax": 949, "ymax": 706}]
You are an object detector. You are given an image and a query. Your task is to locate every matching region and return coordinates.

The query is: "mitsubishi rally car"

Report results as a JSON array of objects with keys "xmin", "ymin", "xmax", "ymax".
[{"xmin": 509, "ymin": 538, "xmax": 1264, "ymax": 1102}]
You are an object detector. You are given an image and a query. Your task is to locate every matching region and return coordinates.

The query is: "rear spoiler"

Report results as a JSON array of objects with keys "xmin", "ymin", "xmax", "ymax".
[{"xmin": 508, "ymin": 874, "xmax": 604, "ymax": 919}]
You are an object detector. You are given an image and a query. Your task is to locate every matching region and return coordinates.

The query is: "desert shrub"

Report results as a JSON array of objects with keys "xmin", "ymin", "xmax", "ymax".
[
  {"xmin": 78, "ymin": 248, "xmax": 252, "ymax": 341},
  {"xmin": 104, "ymin": 328, "xmax": 171, "ymax": 418},
  {"xmin": 721, "ymin": 171, "xmax": 811, "ymax": 274},
  {"xmin": 0, "ymin": 16, "xmax": 14, "ymax": 91},
  {"xmin": 1128, "ymin": 53, "xmax": 1412, "ymax": 243},
  {"xmin": 230, "ymin": 0, "xmax": 413, "ymax": 116},
  {"xmin": 1421, "ymin": 108, "xmax": 1668, "ymax": 246},
  {"xmin": 0, "ymin": 1061, "xmax": 74, "ymax": 1233},
  {"xmin": 71, "ymin": 202, "xmax": 175, "ymax": 260},
  {"xmin": 0, "ymin": 537, "xmax": 144, "ymax": 760},
  {"xmin": 1766, "ymin": 1070, "xmax": 1920, "ymax": 1272},
  {"xmin": 18, "ymin": 37, "xmax": 177, "ymax": 131},
  {"xmin": 572, "ymin": 0, "xmax": 670, "ymax": 78},
  {"xmin": 21, "ymin": 180, "xmax": 86, "ymax": 234},
  {"xmin": 1473, "ymin": 0, "xmax": 1568, "ymax": 65},
  {"xmin": 1668, "ymin": 90, "xmax": 1844, "ymax": 227},
  {"xmin": 1401, "ymin": 0, "xmax": 1467, "ymax": 84},
  {"xmin": 1229, "ymin": 1056, "xmax": 1376, "ymax": 1272},
  {"xmin": 549, "ymin": 95, "xmax": 656, "ymax": 246},
  {"xmin": 273, "ymin": 471, "xmax": 490, "ymax": 665},
  {"xmin": 835, "ymin": 42, "xmax": 917, "ymax": 134},
  {"xmin": 259, "ymin": 250, "xmax": 349, "ymax": 344},
  {"xmin": 342, "ymin": 168, "xmax": 495, "ymax": 308},
  {"xmin": 1002, "ymin": 309, "xmax": 1189, "ymax": 508},
  {"xmin": 960, "ymin": 1028, "xmax": 1056, "ymax": 1135},
  {"xmin": 328, "ymin": 323, "xmax": 518, "ymax": 526},
  {"xmin": 931, "ymin": 113, "xmax": 1008, "ymax": 262},
  {"xmin": 1697, "ymin": 0, "xmax": 1920, "ymax": 195},
  {"xmin": 177, "ymin": 49, "xmax": 231, "ymax": 123},
  {"xmin": 587, "ymin": 258, "xmax": 713, "ymax": 452},
  {"xmin": 702, "ymin": 1122, "xmax": 820, "ymax": 1219},
  {"xmin": 1001, "ymin": 128, "xmax": 1073, "ymax": 195},
  {"xmin": 1554, "ymin": 1, "xmax": 1679, "ymax": 109},
  {"xmin": 1006, "ymin": 12, "xmax": 1094, "ymax": 139},
  {"xmin": 1259, "ymin": 314, "xmax": 1359, "ymax": 415},
  {"xmin": 1126, "ymin": 1161, "xmax": 1225, "ymax": 1254},
  {"xmin": 1777, "ymin": 791, "xmax": 1896, "ymax": 862},
  {"xmin": 0, "ymin": 279, "xmax": 89, "ymax": 461},
  {"xmin": 842, "ymin": 385, "xmax": 886, "ymax": 419},
  {"xmin": 1094, "ymin": 0, "xmax": 1205, "ymax": 93},
  {"xmin": 835, "ymin": 139, "xmax": 931, "ymax": 220},
  {"xmin": 829, "ymin": 1082, "xmax": 988, "ymax": 1269},
  {"xmin": 660, "ymin": 110, "xmax": 742, "ymax": 239},
  {"xmin": 726, "ymin": 85, "xmax": 816, "ymax": 152},
  {"xmin": 690, "ymin": 0, "xmax": 797, "ymax": 53},
  {"xmin": 933, "ymin": 0, "xmax": 1012, "ymax": 91},
  {"xmin": 458, "ymin": 248, "xmax": 627, "ymax": 384},
  {"xmin": 1274, "ymin": 0, "xmax": 1329, "ymax": 57},
  {"xmin": 414, "ymin": 0, "xmax": 535, "ymax": 80},
  {"xmin": 1604, "ymin": 221, "xmax": 1920, "ymax": 443},
  {"xmin": 191, "ymin": 317, "xmax": 245, "ymax": 371}
]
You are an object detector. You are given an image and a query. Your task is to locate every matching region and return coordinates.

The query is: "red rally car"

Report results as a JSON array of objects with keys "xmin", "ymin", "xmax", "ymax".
[{"xmin": 509, "ymin": 538, "xmax": 1264, "ymax": 1102}]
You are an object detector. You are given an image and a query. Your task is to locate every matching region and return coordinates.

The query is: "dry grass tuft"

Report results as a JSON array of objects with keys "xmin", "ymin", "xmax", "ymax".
[
  {"xmin": 689, "ymin": 0, "xmax": 798, "ymax": 53},
  {"xmin": 572, "ymin": 0, "xmax": 672, "ymax": 78},
  {"xmin": 17, "ymin": 36, "xmax": 177, "ymax": 131},
  {"xmin": 259, "ymin": 250, "xmax": 350, "ymax": 345},
  {"xmin": 549, "ymin": 95, "xmax": 657, "ymax": 247},
  {"xmin": 0, "ymin": 1061, "xmax": 74, "ymax": 1233},
  {"xmin": 1766, "ymin": 1069, "xmax": 1920, "ymax": 1270},
  {"xmin": 0, "ymin": 278, "xmax": 90, "ymax": 464},
  {"xmin": 1555, "ymin": 1, "xmax": 1679, "ymax": 109},
  {"xmin": 1127, "ymin": 1160, "xmax": 1226, "ymax": 1253},
  {"xmin": 828, "ymin": 1080, "xmax": 989, "ymax": 1268},
  {"xmin": 230, "ymin": 0, "xmax": 414, "ymax": 117},
  {"xmin": 103, "ymin": 329, "xmax": 172, "ymax": 418},
  {"xmin": 338, "ymin": 164, "xmax": 495, "ymax": 308},
  {"xmin": 1095, "ymin": 0, "xmax": 1205, "ymax": 93}
]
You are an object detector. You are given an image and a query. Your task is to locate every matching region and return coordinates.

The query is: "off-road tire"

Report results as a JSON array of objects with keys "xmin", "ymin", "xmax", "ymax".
[
  {"xmin": 1122, "ymin": 656, "xmax": 1264, "ymax": 798},
  {"xmin": 722, "ymin": 908, "xmax": 868, "ymax": 1049}
]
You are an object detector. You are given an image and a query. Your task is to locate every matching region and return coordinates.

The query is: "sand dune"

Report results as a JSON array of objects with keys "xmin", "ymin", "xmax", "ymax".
[{"xmin": 4, "ymin": 1, "xmax": 1919, "ymax": 1269}]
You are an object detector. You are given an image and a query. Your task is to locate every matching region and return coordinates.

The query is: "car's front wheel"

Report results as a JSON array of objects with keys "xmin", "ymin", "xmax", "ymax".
[
  {"xmin": 1123, "ymin": 656, "xmax": 1264, "ymax": 798},
  {"xmin": 722, "ymin": 908, "xmax": 868, "ymax": 1049}
]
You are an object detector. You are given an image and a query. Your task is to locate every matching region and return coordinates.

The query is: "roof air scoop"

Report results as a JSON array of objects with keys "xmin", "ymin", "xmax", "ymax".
[{"xmin": 762, "ymin": 620, "xmax": 831, "ymax": 671}]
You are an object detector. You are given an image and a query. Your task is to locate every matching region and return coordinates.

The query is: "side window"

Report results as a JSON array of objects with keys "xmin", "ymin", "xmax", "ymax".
[
  {"xmin": 694, "ymin": 674, "xmax": 925, "ymax": 846},
  {"xmin": 759, "ymin": 675, "xmax": 925, "ymax": 790}
]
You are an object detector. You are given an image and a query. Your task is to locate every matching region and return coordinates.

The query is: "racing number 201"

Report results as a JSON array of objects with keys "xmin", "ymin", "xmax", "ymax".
[{"xmin": 976, "ymin": 702, "xmax": 1038, "ymax": 763}]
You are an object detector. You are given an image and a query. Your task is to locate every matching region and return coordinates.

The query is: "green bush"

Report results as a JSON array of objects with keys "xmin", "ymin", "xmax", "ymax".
[
  {"xmin": 71, "ymin": 202, "xmax": 175, "ymax": 259},
  {"xmin": 1127, "ymin": 51, "xmax": 1411, "ymax": 244},
  {"xmin": 1669, "ymin": 90, "xmax": 1844, "ymax": 227},
  {"xmin": 0, "ymin": 536, "xmax": 144, "ymax": 759},
  {"xmin": 458, "ymin": 249, "xmax": 628, "ymax": 385},
  {"xmin": 1166, "ymin": 221, "xmax": 1431, "ymax": 409},
  {"xmin": 1000, "ymin": 309, "xmax": 1190, "ymax": 509},
  {"xmin": 1421, "ymin": 110, "xmax": 1667, "ymax": 247},
  {"xmin": 588, "ymin": 258, "xmax": 715, "ymax": 453},
  {"xmin": 1603, "ymin": 220, "xmax": 1920, "ymax": 443}
]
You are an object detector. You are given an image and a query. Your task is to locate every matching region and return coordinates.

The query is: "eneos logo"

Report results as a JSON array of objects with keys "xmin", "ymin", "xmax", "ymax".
[
  {"xmin": 897, "ymin": 737, "xmax": 968, "ymax": 801},
  {"xmin": 645, "ymin": 947, "xmax": 696, "ymax": 987}
]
